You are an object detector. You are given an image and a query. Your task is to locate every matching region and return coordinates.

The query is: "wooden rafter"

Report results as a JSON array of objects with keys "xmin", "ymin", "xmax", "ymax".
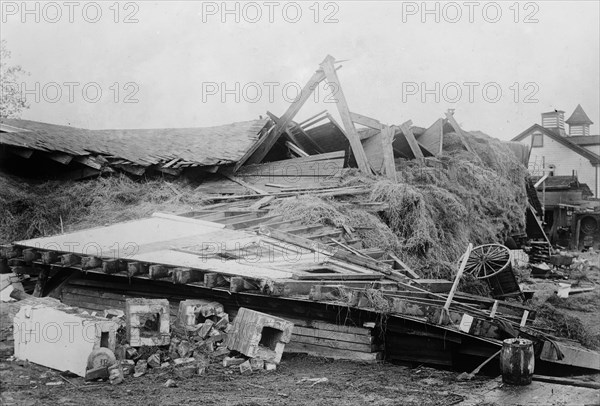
[
  {"xmin": 444, "ymin": 110, "xmax": 475, "ymax": 153},
  {"xmin": 398, "ymin": 120, "xmax": 424, "ymax": 159},
  {"xmin": 237, "ymin": 68, "xmax": 329, "ymax": 170},
  {"xmin": 380, "ymin": 125, "xmax": 397, "ymax": 181},
  {"xmin": 320, "ymin": 55, "xmax": 371, "ymax": 174}
]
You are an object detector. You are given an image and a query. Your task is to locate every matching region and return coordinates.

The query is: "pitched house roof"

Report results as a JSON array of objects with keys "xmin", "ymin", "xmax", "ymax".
[
  {"xmin": 511, "ymin": 124, "xmax": 600, "ymax": 165},
  {"xmin": 530, "ymin": 175, "xmax": 594, "ymax": 196},
  {"xmin": 567, "ymin": 135, "xmax": 600, "ymax": 146},
  {"xmin": 566, "ymin": 104, "xmax": 594, "ymax": 125}
]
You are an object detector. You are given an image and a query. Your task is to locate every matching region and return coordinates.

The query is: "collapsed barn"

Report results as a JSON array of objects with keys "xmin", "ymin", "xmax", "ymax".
[{"xmin": 1, "ymin": 56, "xmax": 598, "ymax": 378}]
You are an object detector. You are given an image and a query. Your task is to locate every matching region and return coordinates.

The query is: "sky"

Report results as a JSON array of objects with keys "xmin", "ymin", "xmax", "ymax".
[{"xmin": 1, "ymin": 0, "xmax": 599, "ymax": 140}]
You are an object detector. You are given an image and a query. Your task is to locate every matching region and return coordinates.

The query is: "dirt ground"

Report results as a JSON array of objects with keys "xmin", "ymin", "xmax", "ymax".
[{"xmin": 0, "ymin": 353, "xmax": 482, "ymax": 406}]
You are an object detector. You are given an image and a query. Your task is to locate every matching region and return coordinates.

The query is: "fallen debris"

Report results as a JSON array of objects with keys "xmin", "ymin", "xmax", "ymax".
[{"xmin": 226, "ymin": 307, "xmax": 294, "ymax": 365}]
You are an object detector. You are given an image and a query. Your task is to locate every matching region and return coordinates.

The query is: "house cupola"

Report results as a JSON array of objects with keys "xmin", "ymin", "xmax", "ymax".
[
  {"xmin": 566, "ymin": 104, "xmax": 593, "ymax": 136},
  {"xmin": 541, "ymin": 110, "xmax": 565, "ymax": 135}
]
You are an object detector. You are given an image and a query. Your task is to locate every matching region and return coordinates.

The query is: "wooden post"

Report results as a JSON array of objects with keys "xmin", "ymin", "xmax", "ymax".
[
  {"xmin": 380, "ymin": 125, "xmax": 397, "ymax": 181},
  {"xmin": 149, "ymin": 265, "xmax": 170, "ymax": 279},
  {"xmin": 81, "ymin": 256, "xmax": 102, "ymax": 270},
  {"xmin": 320, "ymin": 55, "xmax": 372, "ymax": 174},
  {"xmin": 444, "ymin": 110, "xmax": 475, "ymax": 153},
  {"xmin": 204, "ymin": 272, "xmax": 228, "ymax": 288},
  {"xmin": 33, "ymin": 268, "xmax": 50, "ymax": 297},
  {"xmin": 489, "ymin": 300, "xmax": 499, "ymax": 319},
  {"xmin": 574, "ymin": 219, "xmax": 581, "ymax": 250},
  {"xmin": 520, "ymin": 310, "xmax": 530, "ymax": 327},
  {"xmin": 238, "ymin": 68, "xmax": 328, "ymax": 169},
  {"xmin": 398, "ymin": 120, "xmax": 424, "ymax": 159},
  {"xmin": 439, "ymin": 243, "xmax": 473, "ymax": 324}
]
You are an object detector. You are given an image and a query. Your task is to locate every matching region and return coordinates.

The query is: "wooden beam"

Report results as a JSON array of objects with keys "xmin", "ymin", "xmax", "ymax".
[
  {"xmin": 222, "ymin": 173, "xmax": 269, "ymax": 195},
  {"xmin": 398, "ymin": 120, "xmax": 424, "ymax": 159},
  {"xmin": 127, "ymin": 262, "xmax": 148, "ymax": 277},
  {"xmin": 320, "ymin": 55, "xmax": 372, "ymax": 174},
  {"xmin": 380, "ymin": 125, "xmax": 397, "ymax": 181},
  {"xmin": 33, "ymin": 268, "xmax": 50, "ymax": 297},
  {"xmin": 285, "ymin": 141, "xmax": 309, "ymax": 157},
  {"xmin": 349, "ymin": 112, "xmax": 381, "ymax": 130},
  {"xmin": 22, "ymin": 248, "xmax": 40, "ymax": 265},
  {"xmin": 172, "ymin": 268, "xmax": 203, "ymax": 284},
  {"xmin": 81, "ymin": 256, "xmax": 102, "ymax": 270},
  {"xmin": 229, "ymin": 276, "xmax": 257, "ymax": 293},
  {"xmin": 9, "ymin": 148, "xmax": 33, "ymax": 159},
  {"xmin": 102, "ymin": 259, "xmax": 120, "ymax": 274},
  {"xmin": 297, "ymin": 110, "xmax": 328, "ymax": 127},
  {"xmin": 60, "ymin": 253, "xmax": 81, "ymax": 267},
  {"xmin": 73, "ymin": 155, "xmax": 103, "ymax": 170},
  {"xmin": 238, "ymin": 68, "xmax": 329, "ymax": 169},
  {"xmin": 439, "ymin": 243, "xmax": 473, "ymax": 324},
  {"xmin": 204, "ymin": 272, "xmax": 228, "ymax": 288},
  {"xmin": 149, "ymin": 264, "xmax": 170, "ymax": 279},
  {"xmin": 41, "ymin": 251, "xmax": 58, "ymax": 265},
  {"xmin": 259, "ymin": 226, "xmax": 392, "ymax": 276},
  {"xmin": 47, "ymin": 152, "xmax": 73, "ymax": 165},
  {"xmin": 113, "ymin": 163, "xmax": 146, "ymax": 176},
  {"xmin": 444, "ymin": 111, "xmax": 475, "ymax": 153},
  {"xmin": 388, "ymin": 253, "xmax": 420, "ymax": 279},
  {"xmin": 157, "ymin": 166, "xmax": 182, "ymax": 176}
]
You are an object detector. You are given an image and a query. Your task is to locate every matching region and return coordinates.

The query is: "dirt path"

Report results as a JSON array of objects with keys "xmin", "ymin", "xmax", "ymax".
[{"xmin": 1, "ymin": 354, "xmax": 482, "ymax": 406}]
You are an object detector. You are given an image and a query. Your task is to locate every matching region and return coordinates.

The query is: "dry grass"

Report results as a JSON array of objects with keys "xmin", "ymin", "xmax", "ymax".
[
  {"xmin": 269, "ymin": 195, "xmax": 400, "ymax": 251},
  {"xmin": 1, "ymin": 131, "xmax": 528, "ymax": 283},
  {"xmin": 546, "ymin": 291, "xmax": 600, "ymax": 313},
  {"xmin": 269, "ymin": 134, "xmax": 528, "ymax": 280},
  {"xmin": 0, "ymin": 174, "xmax": 207, "ymax": 243},
  {"xmin": 533, "ymin": 302, "xmax": 600, "ymax": 350}
]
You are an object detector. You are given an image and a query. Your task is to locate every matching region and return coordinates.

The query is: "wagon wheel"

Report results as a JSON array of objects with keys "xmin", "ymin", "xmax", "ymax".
[{"xmin": 459, "ymin": 243, "xmax": 511, "ymax": 280}]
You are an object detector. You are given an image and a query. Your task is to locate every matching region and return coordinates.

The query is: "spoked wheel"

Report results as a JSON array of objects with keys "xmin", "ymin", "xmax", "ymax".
[{"xmin": 460, "ymin": 244, "xmax": 511, "ymax": 280}]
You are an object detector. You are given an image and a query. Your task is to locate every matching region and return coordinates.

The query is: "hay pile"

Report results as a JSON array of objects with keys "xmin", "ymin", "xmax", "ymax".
[
  {"xmin": 533, "ymin": 302, "xmax": 600, "ymax": 350},
  {"xmin": 270, "ymin": 195, "xmax": 400, "ymax": 252},
  {"xmin": 270, "ymin": 131, "xmax": 528, "ymax": 279},
  {"xmin": 0, "ymin": 174, "xmax": 206, "ymax": 244}
]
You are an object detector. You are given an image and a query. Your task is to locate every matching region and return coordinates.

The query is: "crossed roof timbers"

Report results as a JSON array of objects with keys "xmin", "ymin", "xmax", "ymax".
[{"xmin": 234, "ymin": 55, "xmax": 474, "ymax": 181}]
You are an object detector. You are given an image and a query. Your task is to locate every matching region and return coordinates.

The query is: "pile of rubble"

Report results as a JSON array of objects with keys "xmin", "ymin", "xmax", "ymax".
[{"xmin": 8, "ymin": 292, "xmax": 294, "ymax": 385}]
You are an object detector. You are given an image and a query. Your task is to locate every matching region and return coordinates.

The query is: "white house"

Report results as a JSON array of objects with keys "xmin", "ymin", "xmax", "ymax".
[{"xmin": 512, "ymin": 105, "xmax": 600, "ymax": 197}]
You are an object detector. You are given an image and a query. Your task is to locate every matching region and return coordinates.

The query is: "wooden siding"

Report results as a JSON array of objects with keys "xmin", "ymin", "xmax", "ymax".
[{"xmin": 518, "ymin": 132, "xmax": 599, "ymax": 197}]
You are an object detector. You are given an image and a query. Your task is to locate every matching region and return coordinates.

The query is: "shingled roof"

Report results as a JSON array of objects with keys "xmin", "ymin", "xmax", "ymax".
[
  {"xmin": 566, "ymin": 104, "xmax": 594, "ymax": 125},
  {"xmin": 567, "ymin": 135, "xmax": 600, "ymax": 146},
  {"xmin": 0, "ymin": 117, "xmax": 271, "ymax": 174}
]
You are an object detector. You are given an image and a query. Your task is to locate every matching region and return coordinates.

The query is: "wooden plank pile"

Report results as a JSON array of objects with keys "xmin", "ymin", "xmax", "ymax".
[{"xmin": 281, "ymin": 315, "xmax": 383, "ymax": 362}]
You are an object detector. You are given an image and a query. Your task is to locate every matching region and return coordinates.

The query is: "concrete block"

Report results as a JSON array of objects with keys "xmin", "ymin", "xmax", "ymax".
[
  {"xmin": 226, "ymin": 307, "xmax": 294, "ymax": 364},
  {"xmin": 125, "ymin": 298, "xmax": 170, "ymax": 347},
  {"xmin": 198, "ymin": 320, "xmax": 214, "ymax": 339},
  {"xmin": 13, "ymin": 305, "xmax": 118, "ymax": 377},
  {"xmin": 214, "ymin": 314, "xmax": 229, "ymax": 331}
]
